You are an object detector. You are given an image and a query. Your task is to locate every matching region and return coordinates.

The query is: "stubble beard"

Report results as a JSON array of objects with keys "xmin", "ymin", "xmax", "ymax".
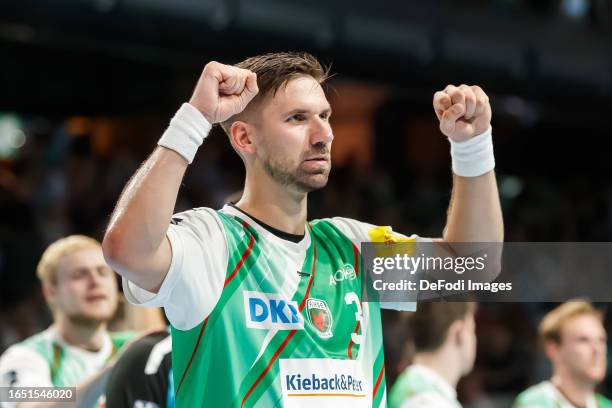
[{"xmin": 261, "ymin": 155, "xmax": 330, "ymax": 193}]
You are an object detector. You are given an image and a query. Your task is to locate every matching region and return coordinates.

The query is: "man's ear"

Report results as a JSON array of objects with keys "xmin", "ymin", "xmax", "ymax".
[
  {"xmin": 230, "ymin": 120, "xmax": 256, "ymax": 155},
  {"xmin": 42, "ymin": 282, "xmax": 57, "ymax": 310},
  {"xmin": 544, "ymin": 340, "xmax": 559, "ymax": 362},
  {"xmin": 448, "ymin": 319, "xmax": 465, "ymax": 347}
]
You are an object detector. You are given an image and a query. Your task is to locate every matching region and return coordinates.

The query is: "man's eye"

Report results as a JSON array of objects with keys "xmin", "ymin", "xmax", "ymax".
[
  {"xmin": 72, "ymin": 270, "xmax": 87, "ymax": 280},
  {"xmin": 288, "ymin": 114, "xmax": 306, "ymax": 122},
  {"xmin": 98, "ymin": 267, "xmax": 112, "ymax": 277}
]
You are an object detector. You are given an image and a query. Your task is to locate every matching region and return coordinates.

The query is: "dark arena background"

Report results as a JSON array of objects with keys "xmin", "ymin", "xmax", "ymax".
[{"xmin": 1, "ymin": 0, "xmax": 612, "ymax": 406}]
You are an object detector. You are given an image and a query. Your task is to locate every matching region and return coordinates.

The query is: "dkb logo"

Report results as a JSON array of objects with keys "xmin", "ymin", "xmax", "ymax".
[{"xmin": 243, "ymin": 291, "xmax": 304, "ymax": 330}]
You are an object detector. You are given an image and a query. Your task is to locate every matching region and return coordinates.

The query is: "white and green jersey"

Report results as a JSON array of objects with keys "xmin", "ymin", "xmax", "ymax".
[
  {"xmin": 513, "ymin": 381, "xmax": 612, "ymax": 408},
  {"xmin": 0, "ymin": 326, "xmax": 133, "ymax": 408},
  {"xmin": 124, "ymin": 204, "xmax": 423, "ymax": 407},
  {"xmin": 388, "ymin": 364, "xmax": 461, "ymax": 408}
]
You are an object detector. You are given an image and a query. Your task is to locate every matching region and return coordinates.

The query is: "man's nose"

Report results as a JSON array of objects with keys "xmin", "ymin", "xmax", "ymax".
[
  {"xmin": 87, "ymin": 269, "xmax": 103, "ymax": 287},
  {"xmin": 310, "ymin": 116, "xmax": 333, "ymax": 145}
]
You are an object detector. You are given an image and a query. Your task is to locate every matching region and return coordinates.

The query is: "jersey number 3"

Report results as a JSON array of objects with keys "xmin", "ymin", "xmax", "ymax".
[{"xmin": 345, "ymin": 292, "xmax": 363, "ymax": 345}]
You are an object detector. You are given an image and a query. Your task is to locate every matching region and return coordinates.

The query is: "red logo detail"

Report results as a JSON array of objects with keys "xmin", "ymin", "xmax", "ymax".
[{"xmin": 311, "ymin": 309, "xmax": 327, "ymax": 331}]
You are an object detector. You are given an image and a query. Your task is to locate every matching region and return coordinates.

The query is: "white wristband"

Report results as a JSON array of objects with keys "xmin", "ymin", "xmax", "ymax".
[
  {"xmin": 158, "ymin": 103, "xmax": 212, "ymax": 164},
  {"xmin": 449, "ymin": 126, "xmax": 495, "ymax": 177}
]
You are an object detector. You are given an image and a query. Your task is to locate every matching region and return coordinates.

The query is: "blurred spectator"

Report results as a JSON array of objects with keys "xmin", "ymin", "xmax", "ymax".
[
  {"xmin": 513, "ymin": 300, "xmax": 611, "ymax": 407},
  {"xmin": 389, "ymin": 302, "xmax": 477, "ymax": 408},
  {"xmin": 0, "ymin": 235, "xmax": 163, "ymax": 407}
]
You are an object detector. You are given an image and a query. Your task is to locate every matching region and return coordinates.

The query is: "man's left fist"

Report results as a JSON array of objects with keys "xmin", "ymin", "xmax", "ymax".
[{"xmin": 433, "ymin": 85, "xmax": 491, "ymax": 142}]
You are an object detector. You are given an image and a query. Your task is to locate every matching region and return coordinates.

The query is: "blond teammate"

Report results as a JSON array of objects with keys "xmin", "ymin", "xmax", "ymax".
[
  {"xmin": 0, "ymin": 235, "xmax": 161, "ymax": 408},
  {"xmin": 514, "ymin": 301, "xmax": 612, "ymax": 408}
]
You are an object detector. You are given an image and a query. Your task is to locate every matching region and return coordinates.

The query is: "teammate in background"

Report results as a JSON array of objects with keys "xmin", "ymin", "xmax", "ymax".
[
  {"xmin": 104, "ymin": 329, "xmax": 174, "ymax": 408},
  {"xmin": 389, "ymin": 302, "xmax": 477, "ymax": 408},
  {"xmin": 513, "ymin": 301, "xmax": 612, "ymax": 408},
  {"xmin": 103, "ymin": 52, "xmax": 503, "ymax": 407},
  {"xmin": 0, "ymin": 235, "xmax": 163, "ymax": 408}
]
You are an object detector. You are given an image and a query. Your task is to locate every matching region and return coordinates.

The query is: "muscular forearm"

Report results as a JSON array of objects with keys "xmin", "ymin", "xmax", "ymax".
[
  {"xmin": 443, "ymin": 171, "xmax": 503, "ymax": 242},
  {"xmin": 103, "ymin": 147, "xmax": 187, "ymax": 290},
  {"xmin": 103, "ymin": 62, "xmax": 257, "ymax": 291},
  {"xmin": 431, "ymin": 84, "xmax": 503, "ymax": 244}
]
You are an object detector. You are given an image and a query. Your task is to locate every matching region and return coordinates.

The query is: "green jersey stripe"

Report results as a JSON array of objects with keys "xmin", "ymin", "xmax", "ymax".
[
  {"xmin": 347, "ymin": 320, "xmax": 360, "ymax": 359},
  {"xmin": 373, "ymin": 346, "xmax": 387, "ymax": 406},
  {"xmin": 175, "ymin": 222, "xmax": 257, "ymax": 396},
  {"xmin": 298, "ymin": 240, "xmax": 317, "ymax": 311},
  {"xmin": 175, "ymin": 315, "xmax": 209, "ymax": 396},
  {"xmin": 230, "ymin": 234, "xmax": 317, "ymax": 406},
  {"xmin": 299, "ymin": 226, "xmax": 319, "ymax": 312},
  {"xmin": 373, "ymin": 362, "xmax": 385, "ymax": 400},
  {"xmin": 224, "ymin": 229, "xmax": 255, "ymax": 287},
  {"xmin": 241, "ymin": 329, "xmax": 298, "ymax": 408},
  {"xmin": 50, "ymin": 343, "xmax": 63, "ymax": 384},
  {"xmin": 240, "ymin": 241, "xmax": 318, "ymax": 407},
  {"xmin": 347, "ymin": 242, "xmax": 362, "ymax": 360},
  {"xmin": 175, "ymin": 317, "xmax": 208, "ymax": 395}
]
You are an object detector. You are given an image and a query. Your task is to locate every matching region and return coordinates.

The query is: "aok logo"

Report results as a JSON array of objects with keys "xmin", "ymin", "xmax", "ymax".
[
  {"xmin": 243, "ymin": 291, "xmax": 304, "ymax": 330},
  {"xmin": 329, "ymin": 264, "xmax": 356, "ymax": 286}
]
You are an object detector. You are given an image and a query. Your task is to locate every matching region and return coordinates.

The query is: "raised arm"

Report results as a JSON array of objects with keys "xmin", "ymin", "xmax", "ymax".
[
  {"xmin": 433, "ymin": 84, "xmax": 504, "ymax": 243},
  {"xmin": 102, "ymin": 62, "xmax": 258, "ymax": 292}
]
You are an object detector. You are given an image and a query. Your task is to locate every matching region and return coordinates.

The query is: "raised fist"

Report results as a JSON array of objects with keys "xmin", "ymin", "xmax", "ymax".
[
  {"xmin": 433, "ymin": 85, "xmax": 491, "ymax": 142},
  {"xmin": 189, "ymin": 61, "xmax": 259, "ymax": 124}
]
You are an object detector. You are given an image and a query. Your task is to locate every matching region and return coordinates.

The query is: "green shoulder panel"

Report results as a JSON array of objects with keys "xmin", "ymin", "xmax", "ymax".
[
  {"xmin": 388, "ymin": 371, "xmax": 410, "ymax": 408},
  {"xmin": 20, "ymin": 331, "xmax": 53, "ymax": 361},
  {"xmin": 513, "ymin": 384, "xmax": 557, "ymax": 408},
  {"xmin": 109, "ymin": 331, "xmax": 137, "ymax": 352},
  {"xmin": 513, "ymin": 383, "xmax": 612, "ymax": 408},
  {"xmin": 389, "ymin": 369, "xmax": 436, "ymax": 408},
  {"xmin": 596, "ymin": 394, "xmax": 612, "ymax": 408}
]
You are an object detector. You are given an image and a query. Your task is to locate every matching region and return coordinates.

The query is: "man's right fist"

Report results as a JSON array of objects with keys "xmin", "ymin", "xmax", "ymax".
[{"xmin": 189, "ymin": 61, "xmax": 259, "ymax": 124}]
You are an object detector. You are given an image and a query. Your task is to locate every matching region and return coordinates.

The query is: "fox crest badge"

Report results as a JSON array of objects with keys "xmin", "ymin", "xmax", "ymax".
[{"xmin": 307, "ymin": 298, "xmax": 333, "ymax": 338}]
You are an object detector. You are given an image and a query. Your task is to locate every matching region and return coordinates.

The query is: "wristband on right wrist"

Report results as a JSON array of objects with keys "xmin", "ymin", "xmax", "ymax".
[{"xmin": 157, "ymin": 103, "xmax": 212, "ymax": 164}]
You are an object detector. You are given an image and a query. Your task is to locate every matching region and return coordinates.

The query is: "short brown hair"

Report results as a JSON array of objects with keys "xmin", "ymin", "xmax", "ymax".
[
  {"xmin": 220, "ymin": 52, "xmax": 330, "ymax": 134},
  {"xmin": 409, "ymin": 301, "xmax": 477, "ymax": 352},
  {"xmin": 37, "ymin": 235, "xmax": 101, "ymax": 285},
  {"xmin": 539, "ymin": 300, "xmax": 603, "ymax": 344}
]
